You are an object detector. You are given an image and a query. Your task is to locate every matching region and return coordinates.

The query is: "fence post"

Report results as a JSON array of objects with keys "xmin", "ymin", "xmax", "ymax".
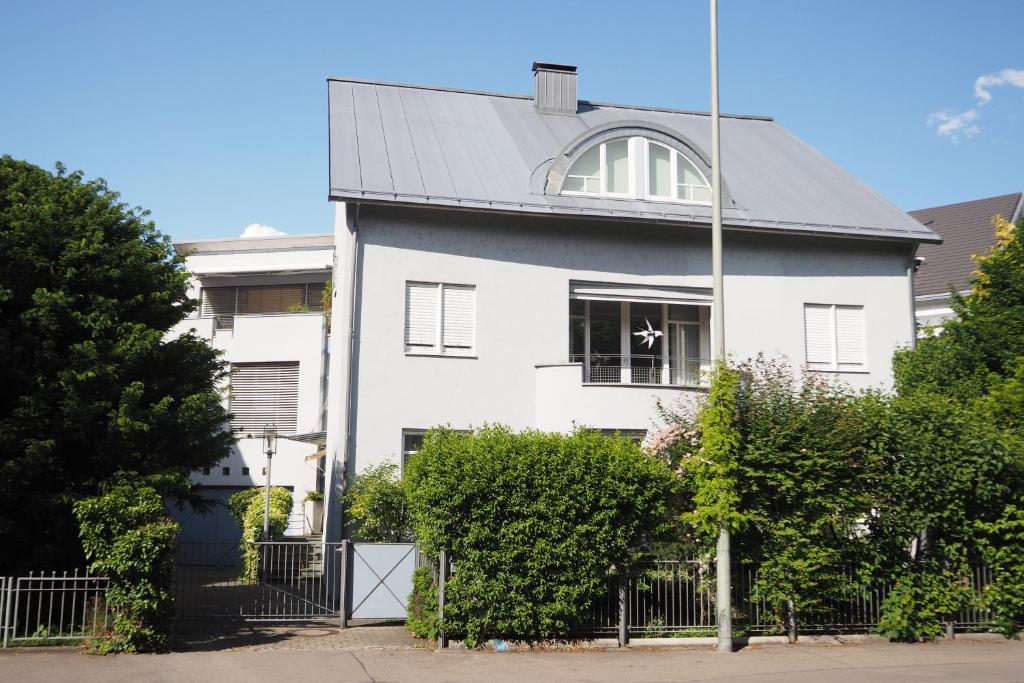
[
  {"xmin": 437, "ymin": 550, "xmax": 449, "ymax": 650},
  {"xmin": 2, "ymin": 578, "xmax": 13, "ymax": 648},
  {"xmin": 339, "ymin": 539, "xmax": 350, "ymax": 629},
  {"xmin": 617, "ymin": 572, "xmax": 629, "ymax": 647}
]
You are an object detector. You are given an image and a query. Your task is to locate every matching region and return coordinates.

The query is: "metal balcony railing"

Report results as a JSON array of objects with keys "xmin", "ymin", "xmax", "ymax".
[{"xmin": 570, "ymin": 354, "xmax": 709, "ymax": 388}]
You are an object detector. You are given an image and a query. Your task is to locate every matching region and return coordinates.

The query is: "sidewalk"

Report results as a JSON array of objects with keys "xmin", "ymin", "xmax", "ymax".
[{"xmin": 2, "ymin": 635, "xmax": 1023, "ymax": 682}]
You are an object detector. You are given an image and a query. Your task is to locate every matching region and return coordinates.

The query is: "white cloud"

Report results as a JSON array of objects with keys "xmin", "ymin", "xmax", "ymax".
[
  {"xmin": 927, "ymin": 109, "xmax": 980, "ymax": 143},
  {"xmin": 240, "ymin": 223, "xmax": 287, "ymax": 238},
  {"xmin": 928, "ymin": 67, "xmax": 1022, "ymax": 142},
  {"xmin": 974, "ymin": 68, "xmax": 1024, "ymax": 105}
]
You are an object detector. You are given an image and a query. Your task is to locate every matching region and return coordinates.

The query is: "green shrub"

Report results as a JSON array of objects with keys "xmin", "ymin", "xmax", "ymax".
[
  {"xmin": 74, "ymin": 475, "xmax": 179, "ymax": 653},
  {"xmin": 977, "ymin": 505, "xmax": 1024, "ymax": 638},
  {"xmin": 406, "ymin": 565, "xmax": 441, "ymax": 640},
  {"xmin": 228, "ymin": 486, "xmax": 293, "ymax": 581},
  {"xmin": 877, "ymin": 566, "xmax": 972, "ymax": 642},
  {"xmin": 344, "ymin": 462, "xmax": 412, "ymax": 542},
  {"xmin": 405, "ymin": 425, "xmax": 677, "ymax": 644}
]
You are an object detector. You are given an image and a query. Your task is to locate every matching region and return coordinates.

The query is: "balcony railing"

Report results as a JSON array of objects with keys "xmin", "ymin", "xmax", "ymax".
[{"xmin": 570, "ymin": 354, "xmax": 709, "ymax": 388}]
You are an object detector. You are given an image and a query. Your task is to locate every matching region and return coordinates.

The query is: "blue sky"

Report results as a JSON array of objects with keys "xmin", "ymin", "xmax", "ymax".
[{"xmin": 2, "ymin": 0, "xmax": 1021, "ymax": 241}]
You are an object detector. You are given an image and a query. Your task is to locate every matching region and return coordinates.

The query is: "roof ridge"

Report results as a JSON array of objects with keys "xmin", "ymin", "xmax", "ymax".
[{"xmin": 326, "ymin": 76, "xmax": 774, "ymax": 121}]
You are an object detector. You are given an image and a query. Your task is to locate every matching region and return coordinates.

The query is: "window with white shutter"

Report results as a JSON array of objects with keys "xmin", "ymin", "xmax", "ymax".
[
  {"xmin": 229, "ymin": 361, "xmax": 300, "ymax": 434},
  {"xmin": 442, "ymin": 285, "xmax": 475, "ymax": 350},
  {"xmin": 404, "ymin": 282, "xmax": 476, "ymax": 355},
  {"xmin": 803, "ymin": 304, "xmax": 866, "ymax": 371},
  {"xmin": 405, "ymin": 283, "xmax": 439, "ymax": 350}
]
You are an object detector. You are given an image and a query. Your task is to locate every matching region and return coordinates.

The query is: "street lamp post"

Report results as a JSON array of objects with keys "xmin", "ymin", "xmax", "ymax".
[
  {"xmin": 710, "ymin": 0, "xmax": 732, "ymax": 654},
  {"xmin": 262, "ymin": 425, "xmax": 278, "ymax": 541}
]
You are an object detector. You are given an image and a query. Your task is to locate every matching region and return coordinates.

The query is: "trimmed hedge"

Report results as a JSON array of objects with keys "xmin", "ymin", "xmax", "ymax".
[
  {"xmin": 405, "ymin": 426, "xmax": 677, "ymax": 645},
  {"xmin": 228, "ymin": 486, "xmax": 293, "ymax": 581}
]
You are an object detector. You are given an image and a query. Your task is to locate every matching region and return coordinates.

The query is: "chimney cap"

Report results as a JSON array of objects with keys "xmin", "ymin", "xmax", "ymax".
[{"xmin": 532, "ymin": 62, "xmax": 577, "ymax": 74}]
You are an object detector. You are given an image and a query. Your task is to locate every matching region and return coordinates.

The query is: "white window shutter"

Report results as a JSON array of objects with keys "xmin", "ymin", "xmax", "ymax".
[
  {"xmin": 405, "ymin": 283, "xmax": 439, "ymax": 348},
  {"xmin": 442, "ymin": 285, "xmax": 475, "ymax": 349},
  {"xmin": 229, "ymin": 362, "xmax": 300, "ymax": 434},
  {"xmin": 835, "ymin": 306, "xmax": 865, "ymax": 367},
  {"xmin": 804, "ymin": 304, "xmax": 834, "ymax": 368}
]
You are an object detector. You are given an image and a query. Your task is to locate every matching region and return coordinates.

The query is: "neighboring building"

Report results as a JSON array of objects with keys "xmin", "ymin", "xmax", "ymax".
[
  {"xmin": 321, "ymin": 63, "xmax": 941, "ymax": 542},
  {"xmin": 909, "ymin": 193, "xmax": 1024, "ymax": 332},
  {"xmin": 168, "ymin": 233, "xmax": 334, "ymax": 544}
]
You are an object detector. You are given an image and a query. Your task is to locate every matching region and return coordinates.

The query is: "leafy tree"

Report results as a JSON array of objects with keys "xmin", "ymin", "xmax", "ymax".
[
  {"xmin": 654, "ymin": 356, "xmax": 884, "ymax": 639},
  {"xmin": 344, "ymin": 462, "xmax": 412, "ymax": 542},
  {"xmin": 880, "ymin": 215, "xmax": 1024, "ymax": 639},
  {"xmin": 0, "ymin": 157, "xmax": 232, "ymax": 574},
  {"xmin": 895, "ymin": 216, "xmax": 1024, "ymax": 399},
  {"xmin": 74, "ymin": 473, "xmax": 180, "ymax": 653}
]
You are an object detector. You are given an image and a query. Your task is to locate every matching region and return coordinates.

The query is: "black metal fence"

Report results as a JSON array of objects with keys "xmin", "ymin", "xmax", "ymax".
[{"xmin": 585, "ymin": 558, "xmax": 995, "ymax": 637}]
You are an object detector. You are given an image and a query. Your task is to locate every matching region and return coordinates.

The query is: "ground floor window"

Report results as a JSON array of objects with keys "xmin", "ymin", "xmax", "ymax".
[{"xmin": 569, "ymin": 300, "xmax": 710, "ymax": 386}]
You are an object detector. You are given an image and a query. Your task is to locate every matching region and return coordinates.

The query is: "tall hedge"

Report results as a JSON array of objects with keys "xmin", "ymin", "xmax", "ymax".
[
  {"xmin": 228, "ymin": 486, "xmax": 293, "ymax": 581},
  {"xmin": 74, "ymin": 475, "xmax": 179, "ymax": 653},
  {"xmin": 404, "ymin": 426, "xmax": 677, "ymax": 644}
]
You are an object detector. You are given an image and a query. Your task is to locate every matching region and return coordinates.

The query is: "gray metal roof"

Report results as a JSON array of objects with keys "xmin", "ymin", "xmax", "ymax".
[
  {"xmin": 910, "ymin": 192, "xmax": 1024, "ymax": 297},
  {"xmin": 328, "ymin": 76, "xmax": 939, "ymax": 243}
]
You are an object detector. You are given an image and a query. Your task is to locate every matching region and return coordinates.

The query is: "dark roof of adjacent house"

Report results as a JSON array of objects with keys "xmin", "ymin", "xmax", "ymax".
[
  {"xmin": 909, "ymin": 193, "xmax": 1024, "ymax": 298},
  {"xmin": 327, "ymin": 76, "xmax": 939, "ymax": 244}
]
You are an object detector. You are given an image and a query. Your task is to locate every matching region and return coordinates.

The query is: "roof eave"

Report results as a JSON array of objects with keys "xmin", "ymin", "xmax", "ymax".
[{"xmin": 328, "ymin": 191, "xmax": 943, "ymax": 245}]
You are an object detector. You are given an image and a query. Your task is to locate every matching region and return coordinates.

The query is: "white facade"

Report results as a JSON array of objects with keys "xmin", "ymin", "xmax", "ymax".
[
  {"xmin": 322, "ymin": 204, "xmax": 918, "ymax": 541},
  {"xmin": 170, "ymin": 234, "xmax": 334, "ymax": 540}
]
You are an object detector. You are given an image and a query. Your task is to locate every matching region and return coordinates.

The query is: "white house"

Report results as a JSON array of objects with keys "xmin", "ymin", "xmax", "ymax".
[
  {"xmin": 168, "ymin": 233, "xmax": 334, "ymax": 543},
  {"xmin": 321, "ymin": 63, "xmax": 941, "ymax": 543}
]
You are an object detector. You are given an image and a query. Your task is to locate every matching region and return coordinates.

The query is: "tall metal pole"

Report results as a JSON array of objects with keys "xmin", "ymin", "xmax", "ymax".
[
  {"xmin": 263, "ymin": 447, "xmax": 273, "ymax": 540},
  {"xmin": 710, "ymin": 0, "xmax": 733, "ymax": 654}
]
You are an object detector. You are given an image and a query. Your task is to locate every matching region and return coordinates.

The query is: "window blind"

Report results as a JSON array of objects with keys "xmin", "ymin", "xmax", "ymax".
[
  {"xmin": 229, "ymin": 361, "xmax": 300, "ymax": 434},
  {"xmin": 405, "ymin": 283, "xmax": 439, "ymax": 348},
  {"xmin": 835, "ymin": 306, "xmax": 866, "ymax": 367},
  {"xmin": 238, "ymin": 285, "xmax": 306, "ymax": 315},
  {"xmin": 803, "ymin": 304, "xmax": 834, "ymax": 368},
  {"xmin": 201, "ymin": 287, "xmax": 237, "ymax": 317},
  {"xmin": 442, "ymin": 285, "xmax": 475, "ymax": 349}
]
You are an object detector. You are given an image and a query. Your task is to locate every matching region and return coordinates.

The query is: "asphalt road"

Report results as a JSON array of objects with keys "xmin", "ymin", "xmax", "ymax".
[{"xmin": 2, "ymin": 639, "xmax": 1024, "ymax": 683}]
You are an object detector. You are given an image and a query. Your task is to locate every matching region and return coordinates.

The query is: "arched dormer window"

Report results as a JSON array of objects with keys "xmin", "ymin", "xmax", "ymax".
[{"xmin": 560, "ymin": 136, "xmax": 711, "ymax": 205}]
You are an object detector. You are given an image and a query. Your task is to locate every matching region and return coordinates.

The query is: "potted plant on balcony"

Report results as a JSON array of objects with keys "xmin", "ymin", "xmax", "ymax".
[{"xmin": 304, "ymin": 490, "xmax": 324, "ymax": 535}]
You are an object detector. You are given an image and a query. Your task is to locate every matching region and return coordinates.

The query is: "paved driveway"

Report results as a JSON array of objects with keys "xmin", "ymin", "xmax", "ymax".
[{"xmin": 2, "ymin": 638, "xmax": 1024, "ymax": 682}]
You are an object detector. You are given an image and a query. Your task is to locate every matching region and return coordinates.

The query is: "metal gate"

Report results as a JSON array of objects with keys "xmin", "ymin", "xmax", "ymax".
[
  {"xmin": 175, "ymin": 541, "xmax": 343, "ymax": 621},
  {"xmin": 343, "ymin": 542, "xmax": 417, "ymax": 622}
]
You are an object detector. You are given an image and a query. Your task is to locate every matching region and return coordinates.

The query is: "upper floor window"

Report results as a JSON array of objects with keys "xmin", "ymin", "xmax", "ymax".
[
  {"xmin": 405, "ymin": 282, "xmax": 476, "ymax": 356},
  {"xmin": 561, "ymin": 136, "xmax": 710, "ymax": 204},
  {"xmin": 229, "ymin": 361, "xmax": 300, "ymax": 434},
  {"xmin": 803, "ymin": 304, "xmax": 866, "ymax": 372}
]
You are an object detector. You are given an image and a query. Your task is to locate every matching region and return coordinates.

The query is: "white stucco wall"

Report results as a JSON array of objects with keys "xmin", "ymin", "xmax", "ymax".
[{"xmin": 334, "ymin": 204, "xmax": 916, "ymax": 478}]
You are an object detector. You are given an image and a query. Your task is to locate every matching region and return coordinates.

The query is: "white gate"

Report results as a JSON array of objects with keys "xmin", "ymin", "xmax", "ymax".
[{"xmin": 343, "ymin": 542, "xmax": 417, "ymax": 622}]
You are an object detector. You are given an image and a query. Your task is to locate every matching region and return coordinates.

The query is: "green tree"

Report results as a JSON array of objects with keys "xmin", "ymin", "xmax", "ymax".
[
  {"xmin": 880, "ymin": 215, "xmax": 1024, "ymax": 639},
  {"xmin": 655, "ymin": 356, "xmax": 884, "ymax": 639},
  {"xmin": 74, "ymin": 473, "xmax": 180, "ymax": 653},
  {"xmin": 344, "ymin": 462, "xmax": 412, "ymax": 542},
  {"xmin": 0, "ymin": 157, "xmax": 232, "ymax": 574}
]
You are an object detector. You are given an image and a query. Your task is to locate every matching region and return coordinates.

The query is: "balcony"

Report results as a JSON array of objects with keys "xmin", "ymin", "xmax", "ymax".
[
  {"xmin": 570, "ymin": 354, "xmax": 709, "ymax": 388},
  {"xmin": 534, "ymin": 361, "xmax": 702, "ymax": 433}
]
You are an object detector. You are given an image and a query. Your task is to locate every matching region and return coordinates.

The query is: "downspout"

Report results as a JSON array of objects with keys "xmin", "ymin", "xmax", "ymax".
[
  {"xmin": 907, "ymin": 243, "xmax": 920, "ymax": 349},
  {"xmin": 340, "ymin": 204, "xmax": 361, "ymax": 520}
]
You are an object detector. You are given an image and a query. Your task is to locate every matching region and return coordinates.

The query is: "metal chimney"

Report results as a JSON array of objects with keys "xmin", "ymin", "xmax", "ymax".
[{"xmin": 532, "ymin": 62, "xmax": 578, "ymax": 116}]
